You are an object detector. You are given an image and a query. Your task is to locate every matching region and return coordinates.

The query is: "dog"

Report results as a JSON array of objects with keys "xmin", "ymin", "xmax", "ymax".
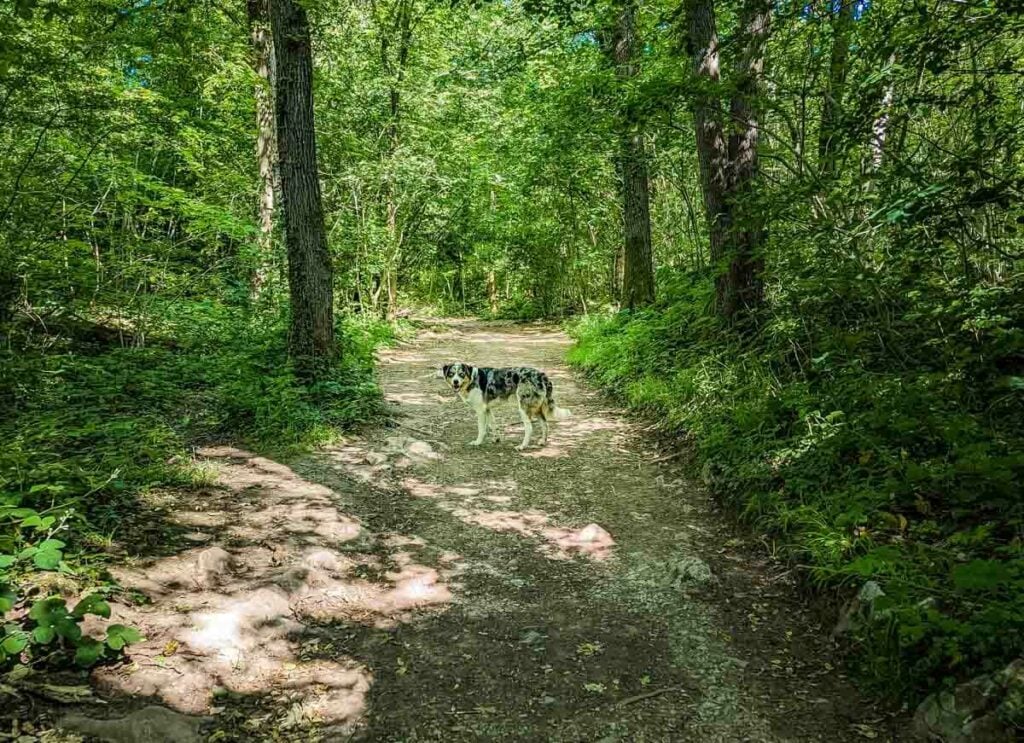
[{"xmin": 439, "ymin": 363, "xmax": 570, "ymax": 449}]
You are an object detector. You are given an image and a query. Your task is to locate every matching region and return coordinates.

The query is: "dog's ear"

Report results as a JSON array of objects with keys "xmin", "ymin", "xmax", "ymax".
[{"xmin": 438, "ymin": 364, "xmax": 451, "ymax": 379}]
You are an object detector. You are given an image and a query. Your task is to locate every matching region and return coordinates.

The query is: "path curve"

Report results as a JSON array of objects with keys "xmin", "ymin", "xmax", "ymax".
[
  {"xmin": 305, "ymin": 319, "xmax": 905, "ymax": 741},
  {"xmin": 70, "ymin": 319, "xmax": 906, "ymax": 742}
]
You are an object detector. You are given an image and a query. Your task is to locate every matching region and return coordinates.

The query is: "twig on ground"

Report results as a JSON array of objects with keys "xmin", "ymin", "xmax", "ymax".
[{"xmin": 616, "ymin": 686, "xmax": 685, "ymax": 707}]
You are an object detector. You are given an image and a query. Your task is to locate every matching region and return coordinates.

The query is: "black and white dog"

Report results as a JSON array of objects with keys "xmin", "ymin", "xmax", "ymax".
[{"xmin": 439, "ymin": 363, "xmax": 570, "ymax": 449}]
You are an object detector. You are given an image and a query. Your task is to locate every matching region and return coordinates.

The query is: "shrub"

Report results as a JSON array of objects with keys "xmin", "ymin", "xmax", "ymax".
[{"xmin": 569, "ymin": 270, "xmax": 1024, "ymax": 699}]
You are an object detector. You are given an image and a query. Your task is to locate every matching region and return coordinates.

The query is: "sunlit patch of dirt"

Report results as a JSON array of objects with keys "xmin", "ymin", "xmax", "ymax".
[
  {"xmin": 450, "ymin": 507, "xmax": 615, "ymax": 561},
  {"xmin": 93, "ymin": 447, "xmax": 459, "ymax": 732}
]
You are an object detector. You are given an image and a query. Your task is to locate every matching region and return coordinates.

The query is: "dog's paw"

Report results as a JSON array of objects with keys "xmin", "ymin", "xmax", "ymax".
[
  {"xmin": 515, "ymin": 444, "xmax": 529, "ymax": 451},
  {"xmin": 468, "ymin": 440, "xmax": 483, "ymax": 446}
]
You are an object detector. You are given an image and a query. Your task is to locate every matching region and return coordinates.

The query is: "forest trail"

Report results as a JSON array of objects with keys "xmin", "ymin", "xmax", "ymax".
[{"xmin": 74, "ymin": 320, "xmax": 905, "ymax": 742}]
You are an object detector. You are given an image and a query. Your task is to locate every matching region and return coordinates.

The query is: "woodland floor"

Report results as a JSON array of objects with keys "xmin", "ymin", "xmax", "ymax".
[{"xmin": 26, "ymin": 320, "xmax": 912, "ymax": 742}]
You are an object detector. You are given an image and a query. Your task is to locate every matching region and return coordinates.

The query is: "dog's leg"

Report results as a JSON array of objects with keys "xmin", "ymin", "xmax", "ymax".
[
  {"xmin": 516, "ymin": 406, "xmax": 533, "ymax": 450},
  {"xmin": 538, "ymin": 415, "xmax": 548, "ymax": 446},
  {"xmin": 486, "ymin": 409, "xmax": 500, "ymax": 442},
  {"xmin": 470, "ymin": 405, "xmax": 488, "ymax": 446}
]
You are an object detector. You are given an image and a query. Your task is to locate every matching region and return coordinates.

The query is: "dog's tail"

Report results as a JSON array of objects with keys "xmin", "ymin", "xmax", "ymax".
[{"xmin": 542, "ymin": 377, "xmax": 571, "ymax": 420}]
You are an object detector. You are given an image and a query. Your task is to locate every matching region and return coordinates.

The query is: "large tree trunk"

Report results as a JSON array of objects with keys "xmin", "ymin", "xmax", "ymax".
[
  {"xmin": 685, "ymin": 0, "xmax": 729, "ymax": 277},
  {"xmin": 248, "ymin": 0, "xmax": 277, "ymax": 299},
  {"xmin": 612, "ymin": 0, "xmax": 655, "ymax": 309},
  {"xmin": 722, "ymin": 0, "xmax": 770, "ymax": 318},
  {"xmin": 818, "ymin": 0, "xmax": 854, "ymax": 179},
  {"xmin": 686, "ymin": 0, "xmax": 769, "ymax": 320},
  {"xmin": 270, "ymin": 0, "xmax": 335, "ymax": 374}
]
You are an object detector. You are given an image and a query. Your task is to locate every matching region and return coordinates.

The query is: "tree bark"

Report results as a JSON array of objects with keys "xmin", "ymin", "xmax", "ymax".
[
  {"xmin": 612, "ymin": 0, "xmax": 655, "ymax": 309},
  {"xmin": 871, "ymin": 53, "xmax": 897, "ymax": 171},
  {"xmin": 270, "ymin": 0, "xmax": 335, "ymax": 374},
  {"xmin": 723, "ymin": 0, "xmax": 770, "ymax": 318},
  {"xmin": 685, "ymin": 0, "xmax": 729, "ymax": 270},
  {"xmin": 248, "ymin": 0, "xmax": 277, "ymax": 299},
  {"xmin": 818, "ymin": 0, "xmax": 854, "ymax": 179},
  {"xmin": 686, "ymin": 0, "xmax": 769, "ymax": 320}
]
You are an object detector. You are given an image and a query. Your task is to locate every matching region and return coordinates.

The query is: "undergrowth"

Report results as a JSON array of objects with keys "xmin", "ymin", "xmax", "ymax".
[
  {"xmin": 568, "ymin": 271, "xmax": 1024, "ymax": 702},
  {"xmin": 0, "ymin": 300, "xmax": 396, "ymax": 670}
]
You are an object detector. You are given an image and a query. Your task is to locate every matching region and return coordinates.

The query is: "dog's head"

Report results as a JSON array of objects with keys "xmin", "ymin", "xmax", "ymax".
[{"xmin": 440, "ymin": 362, "xmax": 474, "ymax": 393}]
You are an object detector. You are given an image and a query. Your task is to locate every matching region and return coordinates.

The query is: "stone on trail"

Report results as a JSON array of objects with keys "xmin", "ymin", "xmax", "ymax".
[
  {"xmin": 195, "ymin": 546, "xmax": 232, "ymax": 588},
  {"xmin": 913, "ymin": 658, "xmax": 1023, "ymax": 742},
  {"xmin": 406, "ymin": 439, "xmax": 439, "ymax": 459},
  {"xmin": 364, "ymin": 451, "xmax": 388, "ymax": 466},
  {"xmin": 383, "ymin": 436, "xmax": 439, "ymax": 460},
  {"xmin": 667, "ymin": 556, "xmax": 715, "ymax": 590}
]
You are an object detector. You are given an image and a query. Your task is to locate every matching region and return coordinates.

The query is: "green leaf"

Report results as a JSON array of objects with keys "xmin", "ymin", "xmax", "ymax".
[
  {"xmin": 105, "ymin": 624, "xmax": 142, "ymax": 650},
  {"xmin": 0, "ymin": 586, "xmax": 15, "ymax": 613},
  {"xmin": 54, "ymin": 616, "xmax": 82, "ymax": 642},
  {"xmin": 0, "ymin": 555, "xmax": 15, "ymax": 569},
  {"xmin": 1, "ymin": 631, "xmax": 28, "ymax": 655},
  {"xmin": 5, "ymin": 508, "xmax": 37, "ymax": 519},
  {"xmin": 32, "ymin": 625, "xmax": 56, "ymax": 644},
  {"xmin": 29, "ymin": 596, "xmax": 67, "ymax": 622},
  {"xmin": 72, "ymin": 593, "xmax": 111, "ymax": 619},
  {"xmin": 32, "ymin": 548, "xmax": 62, "ymax": 570},
  {"xmin": 37, "ymin": 539, "xmax": 66, "ymax": 551},
  {"xmin": 74, "ymin": 637, "xmax": 105, "ymax": 667},
  {"xmin": 951, "ymin": 560, "xmax": 1014, "ymax": 591}
]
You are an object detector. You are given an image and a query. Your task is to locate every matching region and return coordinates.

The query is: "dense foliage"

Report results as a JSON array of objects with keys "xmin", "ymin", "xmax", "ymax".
[
  {"xmin": 0, "ymin": 0, "xmax": 389, "ymax": 671},
  {"xmin": 566, "ymin": 0, "xmax": 1024, "ymax": 701},
  {"xmin": 1, "ymin": 0, "xmax": 1021, "ymax": 708}
]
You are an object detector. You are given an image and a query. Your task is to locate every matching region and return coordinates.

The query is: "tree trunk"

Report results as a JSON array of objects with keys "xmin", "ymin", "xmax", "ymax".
[
  {"xmin": 722, "ymin": 0, "xmax": 770, "ymax": 318},
  {"xmin": 685, "ymin": 0, "xmax": 729, "ymax": 271},
  {"xmin": 686, "ymin": 0, "xmax": 769, "ymax": 320},
  {"xmin": 612, "ymin": 1, "xmax": 655, "ymax": 309},
  {"xmin": 248, "ymin": 0, "xmax": 277, "ymax": 299},
  {"xmin": 619, "ymin": 129, "xmax": 655, "ymax": 309},
  {"xmin": 270, "ymin": 0, "xmax": 335, "ymax": 374},
  {"xmin": 486, "ymin": 269, "xmax": 498, "ymax": 314},
  {"xmin": 818, "ymin": 0, "xmax": 854, "ymax": 179},
  {"xmin": 871, "ymin": 53, "xmax": 897, "ymax": 171}
]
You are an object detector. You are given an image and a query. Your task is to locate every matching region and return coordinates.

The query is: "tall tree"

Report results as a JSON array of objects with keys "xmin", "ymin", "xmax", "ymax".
[
  {"xmin": 685, "ymin": 0, "xmax": 730, "ymax": 297},
  {"xmin": 685, "ymin": 0, "xmax": 769, "ymax": 319},
  {"xmin": 377, "ymin": 0, "xmax": 415, "ymax": 320},
  {"xmin": 269, "ymin": 0, "xmax": 335, "ymax": 373},
  {"xmin": 818, "ymin": 0, "xmax": 854, "ymax": 179},
  {"xmin": 248, "ymin": 0, "xmax": 277, "ymax": 298},
  {"xmin": 612, "ymin": 0, "xmax": 655, "ymax": 309},
  {"xmin": 722, "ymin": 0, "xmax": 770, "ymax": 318}
]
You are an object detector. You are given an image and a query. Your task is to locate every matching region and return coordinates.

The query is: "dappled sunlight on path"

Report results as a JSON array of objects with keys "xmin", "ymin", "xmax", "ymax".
[{"xmin": 92, "ymin": 446, "xmax": 458, "ymax": 732}]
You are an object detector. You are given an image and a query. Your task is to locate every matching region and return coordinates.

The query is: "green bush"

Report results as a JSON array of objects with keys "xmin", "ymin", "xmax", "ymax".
[{"xmin": 569, "ymin": 271, "xmax": 1024, "ymax": 699}]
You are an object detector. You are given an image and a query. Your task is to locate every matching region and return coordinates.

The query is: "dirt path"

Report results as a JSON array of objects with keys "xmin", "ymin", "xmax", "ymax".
[{"xmin": 61, "ymin": 320, "xmax": 906, "ymax": 742}]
